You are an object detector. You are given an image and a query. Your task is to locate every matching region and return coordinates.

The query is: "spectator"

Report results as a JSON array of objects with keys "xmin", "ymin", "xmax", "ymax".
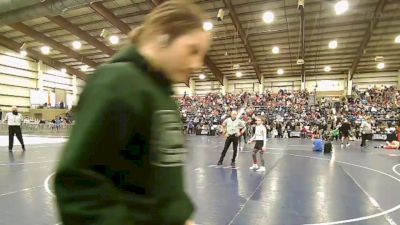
[{"xmin": 313, "ymin": 134, "xmax": 324, "ymax": 152}]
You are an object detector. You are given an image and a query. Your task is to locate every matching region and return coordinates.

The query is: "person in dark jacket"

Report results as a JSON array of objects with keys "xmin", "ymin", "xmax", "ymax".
[
  {"xmin": 54, "ymin": 1, "xmax": 211, "ymax": 225},
  {"xmin": 340, "ymin": 119, "xmax": 351, "ymax": 148}
]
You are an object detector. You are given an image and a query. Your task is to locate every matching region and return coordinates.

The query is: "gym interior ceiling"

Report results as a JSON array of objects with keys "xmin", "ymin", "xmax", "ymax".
[{"xmin": 0, "ymin": 0, "xmax": 399, "ymax": 85}]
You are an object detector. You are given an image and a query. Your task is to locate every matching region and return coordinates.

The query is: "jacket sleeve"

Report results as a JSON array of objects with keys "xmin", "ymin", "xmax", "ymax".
[
  {"xmin": 54, "ymin": 72, "xmax": 140, "ymax": 225},
  {"xmin": 149, "ymin": 110, "xmax": 194, "ymax": 225}
]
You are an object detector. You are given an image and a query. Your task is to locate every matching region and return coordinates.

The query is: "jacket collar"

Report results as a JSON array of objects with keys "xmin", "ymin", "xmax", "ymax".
[{"xmin": 110, "ymin": 45, "xmax": 173, "ymax": 95}]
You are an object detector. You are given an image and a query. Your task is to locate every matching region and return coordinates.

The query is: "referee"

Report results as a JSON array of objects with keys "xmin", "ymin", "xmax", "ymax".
[
  {"xmin": 4, "ymin": 106, "xmax": 25, "ymax": 152},
  {"xmin": 217, "ymin": 111, "xmax": 246, "ymax": 167}
]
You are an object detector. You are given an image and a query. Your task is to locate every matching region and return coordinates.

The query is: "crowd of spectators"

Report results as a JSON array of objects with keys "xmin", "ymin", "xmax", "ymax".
[{"xmin": 176, "ymin": 86, "xmax": 400, "ymax": 142}]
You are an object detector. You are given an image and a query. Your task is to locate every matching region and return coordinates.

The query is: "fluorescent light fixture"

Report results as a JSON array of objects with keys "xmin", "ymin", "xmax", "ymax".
[
  {"xmin": 324, "ymin": 66, "xmax": 331, "ymax": 72},
  {"xmin": 272, "ymin": 46, "xmax": 280, "ymax": 54},
  {"xmin": 203, "ymin": 21, "xmax": 213, "ymax": 31},
  {"xmin": 262, "ymin": 11, "xmax": 274, "ymax": 24},
  {"xmin": 81, "ymin": 65, "xmax": 88, "ymax": 72},
  {"xmin": 335, "ymin": 0, "xmax": 349, "ymax": 15},
  {"xmin": 40, "ymin": 46, "xmax": 51, "ymax": 55},
  {"xmin": 109, "ymin": 35, "xmax": 119, "ymax": 45},
  {"xmin": 377, "ymin": 62, "xmax": 385, "ymax": 69},
  {"xmin": 329, "ymin": 40, "xmax": 338, "ymax": 49},
  {"xmin": 395, "ymin": 35, "xmax": 400, "ymax": 43},
  {"xmin": 20, "ymin": 50, "xmax": 27, "ymax": 57},
  {"xmin": 72, "ymin": 41, "xmax": 82, "ymax": 50}
]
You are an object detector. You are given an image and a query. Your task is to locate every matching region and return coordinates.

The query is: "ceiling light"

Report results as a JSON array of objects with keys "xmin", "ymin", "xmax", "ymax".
[
  {"xmin": 72, "ymin": 41, "xmax": 82, "ymax": 50},
  {"xmin": 324, "ymin": 66, "xmax": 331, "ymax": 72},
  {"xmin": 40, "ymin": 46, "xmax": 51, "ymax": 55},
  {"xmin": 395, "ymin": 35, "xmax": 400, "ymax": 43},
  {"xmin": 262, "ymin": 11, "xmax": 274, "ymax": 24},
  {"xmin": 272, "ymin": 46, "xmax": 280, "ymax": 54},
  {"xmin": 277, "ymin": 69, "xmax": 284, "ymax": 75},
  {"xmin": 236, "ymin": 71, "xmax": 242, "ymax": 78},
  {"xmin": 109, "ymin": 35, "xmax": 119, "ymax": 45},
  {"xmin": 203, "ymin": 21, "xmax": 213, "ymax": 31},
  {"xmin": 329, "ymin": 40, "xmax": 338, "ymax": 49},
  {"xmin": 20, "ymin": 50, "xmax": 27, "ymax": 57},
  {"xmin": 377, "ymin": 62, "xmax": 385, "ymax": 70},
  {"xmin": 81, "ymin": 65, "xmax": 88, "ymax": 72},
  {"xmin": 199, "ymin": 74, "xmax": 206, "ymax": 80},
  {"xmin": 335, "ymin": 0, "xmax": 349, "ymax": 15},
  {"xmin": 61, "ymin": 68, "xmax": 67, "ymax": 74}
]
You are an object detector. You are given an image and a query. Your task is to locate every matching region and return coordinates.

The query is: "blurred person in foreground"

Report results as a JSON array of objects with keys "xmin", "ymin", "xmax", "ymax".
[{"xmin": 54, "ymin": 1, "xmax": 211, "ymax": 225}]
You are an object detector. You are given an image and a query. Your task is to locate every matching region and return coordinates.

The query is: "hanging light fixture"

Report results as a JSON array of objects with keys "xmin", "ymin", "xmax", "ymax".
[
  {"xmin": 335, "ymin": 0, "xmax": 349, "ymax": 15},
  {"xmin": 329, "ymin": 40, "xmax": 338, "ymax": 49},
  {"xmin": 262, "ymin": 11, "xmax": 274, "ymax": 24},
  {"xmin": 203, "ymin": 21, "xmax": 213, "ymax": 31},
  {"xmin": 81, "ymin": 65, "xmax": 88, "ymax": 72},
  {"xmin": 40, "ymin": 46, "xmax": 51, "ymax": 55},
  {"xmin": 377, "ymin": 62, "xmax": 385, "ymax": 70},
  {"xmin": 324, "ymin": 66, "xmax": 331, "ymax": 72},
  {"xmin": 109, "ymin": 35, "xmax": 119, "ymax": 45},
  {"xmin": 72, "ymin": 41, "xmax": 82, "ymax": 50},
  {"xmin": 272, "ymin": 46, "xmax": 280, "ymax": 54}
]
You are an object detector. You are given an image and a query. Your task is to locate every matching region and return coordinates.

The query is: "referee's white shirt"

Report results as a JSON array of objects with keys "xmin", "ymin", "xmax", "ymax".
[
  {"xmin": 4, "ymin": 112, "xmax": 23, "ymax": 126},
  {"xmin": 223, "ymin": 118, "xmax": 245, "ymax": 135}
]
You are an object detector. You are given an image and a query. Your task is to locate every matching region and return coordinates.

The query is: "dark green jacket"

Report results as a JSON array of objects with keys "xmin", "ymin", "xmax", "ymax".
[{"xmin": 55, "ymin": 45, "xmax": 194, "ymax": 225}]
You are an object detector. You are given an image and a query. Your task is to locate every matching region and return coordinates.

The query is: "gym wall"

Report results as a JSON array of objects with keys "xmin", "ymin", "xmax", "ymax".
[
  {"xmin": 172, "ymin": 70, "xmax": 399, "ymax": 96},
  {"xmin": 0, "ymin": 46, "xmax": 85, "ymax": 113}
]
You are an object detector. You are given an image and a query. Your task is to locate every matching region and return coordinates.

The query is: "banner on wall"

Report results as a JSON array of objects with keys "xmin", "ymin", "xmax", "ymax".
[
  {"xmin": 306, "ymin": 81, "xmax": 343, "ymax": 92},
  {"xmin": 30, "ymin": 90, "xmax": 48, "ymax": 106}
]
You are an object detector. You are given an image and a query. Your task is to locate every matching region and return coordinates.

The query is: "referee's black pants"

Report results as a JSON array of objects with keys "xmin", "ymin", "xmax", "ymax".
[
  {"xmin": 9, "ymin": 126, "xmax": 25, "ymax": 151},
  {"xmin": 361, "ymin": 133, "xmax": 372, "ymax": 147},
  {"xmin": 219, "ymin": 134, "xmax": 239, "ymax": 163}
]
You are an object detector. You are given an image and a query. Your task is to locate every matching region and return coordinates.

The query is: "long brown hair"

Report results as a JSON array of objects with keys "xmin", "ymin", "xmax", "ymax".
[{"xmin": 129, "ymin": 0, "xmax": 206, "ymax": 45}]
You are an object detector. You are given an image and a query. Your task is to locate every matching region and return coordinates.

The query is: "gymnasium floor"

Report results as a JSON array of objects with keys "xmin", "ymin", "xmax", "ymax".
[{"xmin": 1, "ymin": 135, "xmax": 400, "ymax": 225}]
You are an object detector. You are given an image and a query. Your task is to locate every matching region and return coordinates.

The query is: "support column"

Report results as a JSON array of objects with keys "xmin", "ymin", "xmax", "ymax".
[
  {"xmin": 221, "ymin": 76, "xmax": 228, "ymax": 94},
  {"xmin": 397, "ymin": 70, "xmax": 400, "ymax": 89},
  {"xmin": 189, "ymin": 78, "xmax": 195, "ymax": 96},
  {"xmin": 347, "ymin": 71, "xmax": 353, "ymax": 96},
  {"xmin": 72, "ymin": 75, "xmax": 79, "ymax": 106},
  {"xmin": 301, "ymin": 81, "xmax": 305, "ymax": 91},
  {"xmin": 37, "ymin": 60, "xmax": 44, "ymax": 91},
  {"xmin": 259, "ymin": 76, "xmax": 264, "ymax": 94},
  {"xmin": 72, "ymin": 75, "xmax": 77, "ymax": 98}
]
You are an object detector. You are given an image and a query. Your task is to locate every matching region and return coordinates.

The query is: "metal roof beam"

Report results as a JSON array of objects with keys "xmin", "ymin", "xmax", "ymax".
[
  {"xmin": 146, "ymin": 0, "xmax": 223, "ymax": 85},
  {"xmin": 47, "ymin": 15, "xmax": 115, "ymax": 57},
  {"xmin": 91, "ymin": 1, "xmax": 190, "ymax": 87},
  {"xmin": 222, "ymin": 0, "xmax": 261, "ymax": 83},
  {"xmin": 90, "ymin": 2, "xmax": 131, "ymax": 34},
  {"xmin": 9, "ymin": 22, "xmax": 99, "ymax": 68},
  {"xmin": 0, "ymin": 35, "xmax": 87, "ymax": 80},
  {"xmin": 349, "ymin": 0, "xmax": 388, "ymax": 80}
]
